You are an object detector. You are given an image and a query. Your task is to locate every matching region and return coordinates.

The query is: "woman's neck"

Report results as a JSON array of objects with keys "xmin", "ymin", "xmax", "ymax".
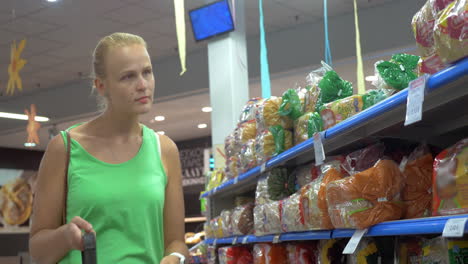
[{"xmin": 89, "ymin": 109, "xmax": 141, "ymax": 138}]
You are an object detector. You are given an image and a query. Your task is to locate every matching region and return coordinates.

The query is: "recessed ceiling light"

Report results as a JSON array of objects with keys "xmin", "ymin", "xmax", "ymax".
[
  {"xmin": 157, "ymin": 131, "xmax": 165, "ymax": 135},
  {"xmin": 365, "ymin": 75, "xmax": 377, "ymax": 82},
  {"xmin": 24, "ymin": 142, "xmax": 36, "ymax": 147},
  {"xmin": 202, "ymin": 106, "xmax": 212, "ymax": 113},
  {"xmin": 0, "ymin": 112, "xmax": 49, "ymax": 122},
  {"xmin": 47, "ymin": 0, "xmax": 58, "ymax": 2},
  {"xmin": 198, "ymin": 123, "xmax": 208, "ymax": 129},
  {"xmin": 154, "ymin": 116, "xmax": 165, "ymax": 121}
]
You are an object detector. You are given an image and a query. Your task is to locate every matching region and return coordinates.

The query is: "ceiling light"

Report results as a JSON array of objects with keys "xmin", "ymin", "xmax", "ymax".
[
  {"xmin": 157, "ymin": 131, "xmax": 165, "ymax": 135},
  {"xmin": 154, "ymin": 116, "xmax": 165, "ymax": 121},
  {"xmin": 47, "ymin": 0, "xmax": 58, "ymax": 2},
  {"xmin": 198, "ymin": 123, "xmax": 208, "ymax": 129},
  {"xmin": 202, "ymin": 107, "xmax": 212, "ymax": 113},
  {"xmin": 24, "ymin": 142, "xmax": 36, "ymax": 147},
  {"xmin": 0, "ymin": 112, "xmax": 49, "ymax": 122},
  {"xmin": 365, "ymin": 75, "xmax": 377, "ymax": 82}
]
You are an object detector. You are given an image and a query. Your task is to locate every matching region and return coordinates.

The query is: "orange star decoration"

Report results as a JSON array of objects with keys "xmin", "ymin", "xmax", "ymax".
[
  {"xmin": 25, "ymin": 104, "xmax": 41, "ymax": 145},
  {"xmin": 6, "ymin": 39, "xmax": 27, "ymax": 96}
]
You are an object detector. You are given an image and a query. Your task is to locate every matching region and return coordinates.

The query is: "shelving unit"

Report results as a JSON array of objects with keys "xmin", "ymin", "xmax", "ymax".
[
  {"xmin": 202, "ymin": 57, "xmax": 468, "ymax": 244},
  {"xmin": 0, "ymin": 227, "xmax": 30, "ymax": 235}
]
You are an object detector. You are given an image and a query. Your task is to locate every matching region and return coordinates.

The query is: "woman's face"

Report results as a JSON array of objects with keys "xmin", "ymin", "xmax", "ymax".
[{"xmin": 98, "ymin": 44, "xmax": 155, "ymax": 115}]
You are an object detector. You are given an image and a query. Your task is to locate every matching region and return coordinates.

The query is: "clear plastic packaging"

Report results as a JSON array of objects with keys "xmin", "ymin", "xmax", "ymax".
[
  {"xmin": 294, "ymin": 112, "xmax": 324, "ymax": 145},
  {"xmin": 280, "ymin": 192, "xmax": 304, "ymax": 232},
  {"xmin": 210, "ymin": 216, "xmax": 225, "ymax": 238},
  {"xmin": 256, "ymin": 127, "xmax": 293, "ymax": 164},
  {"xmin": 218, "ymin": 246, "xmax": 254, "ymax": 264},
  {"xmin": 266, "ymin": 167, "xmax": 295, "ymax": 201},
  {"xmin": 396, "ymin": 237, "xmax": 426, "ymax": 264},
  {"xmin": 286, "ymin": 242, "xmax": 318, "ymax": 264},
  {"xmin": 239, "ymin": 97, "xmax": 262, "ymax": 124},
  {"xmin": 433, "ymin": 138, "xmax": 468, "ymax": 216},
  {"xmin": 342, "ymin": 143, "xmax": 386, "ymax": 176},
  {"xmin": 220, "ymin": 209, "xmax": 233, "ymax": 237},
  {"xmin": 299, "ymin": 176, "xmax": 323, "ymax": 230},
  {"xmin": 256, "ymin": 97, "xmax": 293, "ymax": 131},
  {"xmin": 402, "ymin": 144, "xmax": 434, "ymax": 219},
  {"xmin": 317, "ymin": 167, "xmax": 346, "ymax": 229},
  {"xmin": 256, "ymin": 176, "xmax": 272, "ymax": 206},
  {"xmin": 362, "ymin": 89, "xmax": 389, "ymax": 110},
  {"xmin": 319, "ymin": 95, "xmax": 364, "ymax": 130},
  {"xmin": 279, "ymin": 89, "xmax": 303, "ymax": 121},
  {"xmin": 239, "ymin": 120, "xmax": 257, "ymax": 144},
  {"xmin": 422, "ymin": 237, "xmax": 449, "ymax": 264},
  {"xmin": 254, "ymin": 201, "xmax": 282, "ymax": 236},
  {"xmin": 207, "ymin": 245, "xmax": 217, "ymax": 264},
  {"xmin": 204, "ymin": 222, "xmax": 213, "ymax": 239},
  {"xmin": 294, "ymin": 162, "xmax": 320, "ymax": 188},
  {"xmin": 317, "ymin": 70, "xmax": 353, "ymax": 106},
  {"xmin": 253, "ymin": 243, "xmax": 288, "ymax": 264},
  {"xmin": 326, "ymin": 159, "xmax": 405, "ymax": 229},
  {"xmin": 231, "ymin": 203, "xmax": 254, "ymax": 235},
  {"xmin": 239, "ymin": 139, "xmax": 257, "ymax": 173},
  {"xmin": 226, "ymin": 156, "xmax": 239, "ymax": 180},
  {"xmin": 372, "ymin": 54, "xmax": 420, "ymax": 92}
]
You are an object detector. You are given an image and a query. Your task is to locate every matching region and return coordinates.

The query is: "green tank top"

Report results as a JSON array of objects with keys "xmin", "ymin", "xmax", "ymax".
[{"xmin": 59, "ymin": 123, "xmax": 167, "ymax": 263}]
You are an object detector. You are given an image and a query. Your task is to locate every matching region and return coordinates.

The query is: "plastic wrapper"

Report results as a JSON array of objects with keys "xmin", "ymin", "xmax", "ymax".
[
  {"xmin": 266, "ymin": 167, "xmax": 295, "ymax": 201},
  {"xmin": 294, "ymin": 112, "xmax": 324, "ymax": 145},
  {"xmin": 316, "ymin": 70, "xmax": 353, "ymax": 109},
  {"xmin": 220, "ymin": 210, "xmax": 233, "ymax": 237},
  {"xmin": 235, "ymin": 196, "xmax": 255, "ymax": 207},
  {"xmin": 253, "ymin": 243, "xmax": 288, "ymax": 264},
  {"xmin": 210, "ymin": 216, "xmax": 225, "ymax": 238},
  {"xmin": 397, "ymin": 237, "xmax": 426, "ymax": 264},
  {"xmin": 239, "ymin": 139, "xmax": 257, "ymax": 173},
  {"xmin": 317, "ymin": 239, "xmax": 347, "ymax": 264},
  {"xmin": 402, "ymin": 144, "xmax": 434, "ymax": 219},
  {"xmin": 226, "ymin": 156, "xmax": 239, "ymax": 180},
  {"xmin": 319, "ymin": 95, "xmax": 364, "ymax": 130},
  {"xmin": 218, "ymin": 246, "xmax": 253, "ymax": 264},
  {"xmin": 422, "ymin": 237, "xmax": 449, "ymax": 264},
  {"xmin": 207, "ymin": 245, "xmax": 217, "ymax": 264},
  {"xmin": 207, "ymin": 169, "xmax": 226, "ymax": 191},
  {"xmin": 433, "ymin": 0, "xmax": 468, "ymax": 64},
  {"xmin": 294, "ymin": 162, "xmax": 321, "ymax": 188},
  {"xmin": 412, "ymin": 1, "xmax": 438, "ymax": 57},
  {"xmin": 373, "ymin": 54, "xmax": 420, "ymax": 91},
  {"xmin": 231, "ymin": 203, "xmax": 254, "ymax": 235},
  {"xmin": 418, "ymin": 53, "xmax": 447, "ymax": 75},
  {"xmin": 326, "ymin": 159, "xmax": 405, "ymax": 229},
  {"xmin": 362, "ymin": 89, "xmax": 389, "ymax": 110},
  {"xmin": 299, "ymin": 176, "xmax": 323, "ymax": 230},
  {"xmin": 256, "ymin": 176, "xmax": 272, "ymax": 205},
  {"xmin": 300, "ymin": 84, "xmax": 321, "ymax": 114},
  {"xmin": 433, "ymin": 138, "xmax": 468, "ymax": 216},
  {"xmin": 287, "ymin": 242, "xmax": 318, "ymax": 264},
  {"xmin": 239, "ymin": 120, "xmax": 257, "ymax": 144},
  {"xmin": 256, "ymin": 127, "xmax": 293, "ymax": 164},
  {"xmin": 256, "ymin": 97, "xmax": 293, "ymax": 131},
  {"xmin": 204, "ymin": 222, "xmax": 214, "ymax": 239},
  {"xmin": 342, "ymin": 143, "xmax": 386, "ymax": 176},
  {"xmin": 317, "ymin": 167, "xmax": 346, "ymax": 230},
  {"xmin": 280, "ymin": 192, "xmax": 306, "ymax": 232},
  {"xmin": 254, "ymin": 201, "xmax": 281, "ymax": 236},
  {"xmin": 225, "ymin": 129, "xmax": 241, "ymax": 160},
  {"xmin": 239, "ymin": 97, "xmax": 262, "ymax": 124},
  {"xmin": 279, "ymin": 89, "xmax": 303, "ymax": 121}
]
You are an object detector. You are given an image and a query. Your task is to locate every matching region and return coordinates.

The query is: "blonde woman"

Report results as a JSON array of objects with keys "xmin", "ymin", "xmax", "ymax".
[{"xmin": 29, "ymin": 33, "xmax": 188, "ymax": 264}]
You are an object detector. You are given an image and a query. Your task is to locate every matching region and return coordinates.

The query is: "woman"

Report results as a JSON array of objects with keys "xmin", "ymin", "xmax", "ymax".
[{"xmin": 29, "ymin": 33, "xmax": 188, "ymax": 264}]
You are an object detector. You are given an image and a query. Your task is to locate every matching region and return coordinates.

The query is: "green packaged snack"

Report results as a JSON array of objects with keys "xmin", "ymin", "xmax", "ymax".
[
  {"xmin": 294, "ymin": 112, "xmax": 324, "ymax": 145},
  {"xmin": 318, "ymin": 70, "xmax": 354, "ymax": 104},
  {"xmin": 362, "ymin": 89, "xmax": 388, "ymax": 110},
  {"xmin": 270, "ymin": 125, "xmax": 286, "ymax": 156},
  {"xmin": 279, "ymin": 89, "xmax": 303, "ymax": 120},
  {"xmin": 267, "ymin": 167, "xmax": 295, "ymax": 201},
  {"xmin": 375, "ymin": 53, "xmax": 420, "ymax": 91},
  {"xmin": 308, "ymin": 112, "xmax": 323, "ymax": 139}
]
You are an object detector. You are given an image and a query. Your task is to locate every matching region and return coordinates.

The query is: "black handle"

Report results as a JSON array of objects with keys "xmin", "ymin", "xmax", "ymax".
[{"xmin": 81, "ymin": 232, "xmax": 97, "ymax": 264}]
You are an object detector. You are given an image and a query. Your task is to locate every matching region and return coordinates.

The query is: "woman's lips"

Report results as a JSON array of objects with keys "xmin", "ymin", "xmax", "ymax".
[{"xmin": 136, "ymin": 96, "xmax": 150, "ymax": 104}]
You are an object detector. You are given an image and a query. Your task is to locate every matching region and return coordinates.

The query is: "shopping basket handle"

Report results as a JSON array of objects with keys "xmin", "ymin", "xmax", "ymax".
[{"xmin": 81, "ymin": 232, "xmax": 97, "ymax": 264}]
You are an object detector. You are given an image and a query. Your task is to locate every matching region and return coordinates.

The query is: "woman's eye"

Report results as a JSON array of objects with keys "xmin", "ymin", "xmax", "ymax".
[
  {"xmin": 121, "ymin": 74, "xmax": 134, "ymax": 80},
  {"xmin": 144, "ymin": 69, "xmax": 152, "ymax": 75}
]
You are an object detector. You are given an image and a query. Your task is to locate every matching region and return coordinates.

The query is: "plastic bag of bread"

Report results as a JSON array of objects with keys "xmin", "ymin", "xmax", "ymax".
[
  {"xmin": 204, "ymin": 222, "xmax": 213, "ymax": 239},
  {"xmin": 266, "ymin": 167, "xmax": 295, "ymax": 201},
  {"xmin": 342, "ymin": 143, "xmax": 386, "ymax": 176},
  {"xmin": 0, "ymin": 177, "xmax": 33, "ymax": 226},
  {"xmin": 207, "ymin": 169, "xmax": 226, "ymax": 191},
  {"xmin": 253, "ymin": 243, "xmax": 288, "ymax": 264},
  {"xmin": 256, "ymin": 97, "xmax": 293, "ymax": 130},
  {"xmin": 219, "ymin": 246, "xmax": 254, "ymax": 264},
  {"xmin": 207, "ymin": 245, "xmax": 217, "ymax": 264},
  {"xmin": 300, "ymin": 84, "xmax": 321, "ymax": 114},
  {"xmin": 434, "ymin": 0, "xmax": 468, "ymax": 64},
  {"xmin": 226, "ymin": 156, "xmax": 239, "ymax": 180},
  {"xmin": 279, "ymin": 89, "xmax": 303, "ymax": 121},
  {"xmin": 231, "ymin": 203, "xmax": 254, "ymax": 235},
  {"xmin": 210, "ymin": 216, "xmax": 224, "ymax": 238},
  {"xmin": 220, "ymin": 209, "xmax": 233, "ymax": 237},
  {"xmin": 326, "ymin": 159, "xmax": 406, "ymax": 229},
  {"xmin": 433, "ymin": 138, "xmax": 468, "ymax": 216},
  {"xmin": 256, "ymin": 126, "xmax": 293, "ymax": 164},
  {"xmin": 396, "ymin": 237, "xmax": 426, "ymax": 264},
  {"xmin": 239, "ymin": 139, "xmax": 257, "ymax": 173},
  {"xmin": 286, "ymin": 242, "xmax": 318, "ymax": 264},
  {"xmin": 280, "ymin": 192, "xmax": 306, "ymax": 232},
  {"xmin": 256, "ymin": 176, "xmax": 272, "ymax": 205},
  {"xmin": 294, "ymin": 162, "xmax": 320, "ymax": 188},
  {"xmin": 254, "ymin": 201, "xmax": 282, "ymax": 236},
  {"xmin": 412, "ymin": 1, "xmax": 437, "ymax": 57},
  {"xmin": 317, "ymin": 70, "xmax": 353, "ymax": 106},
  {"xmin": 319, "ymin": 95, "xmax": 364, "ymax": 130},
  {"xmin": 239, "ymin": 97, "xmax": 262, "ymax": 124},
  {"xmin": 294, "ymin": 112, "xmax": 324, "ymax": 145},
  {"xmin": 225, "ymin": 132, "xmax": 236, "ymax": 159},
  {"xmin": 239, "ymin": 120, "xmax": 257, "ymax": 143},
  {"xmin": 299, "ymin": 176, "xmax": 323, "ymax": 230},
  {"xmin": 422, "ymin": 237, "xmax": 449, "ymax": 264},
  {"xmin": 317, "ymin": 239, "xmax": 347, "ymax": 264},
  {"xmin": 362, "ymin": 89, "xmax": 389, "ymax": 110},
  {"xmin": 401, "ymin": 144, "xmax": 434, "ymax": 219},
  {"xmin": 372, "ymin": 54, "xmax": 420, "ymax": 92}
]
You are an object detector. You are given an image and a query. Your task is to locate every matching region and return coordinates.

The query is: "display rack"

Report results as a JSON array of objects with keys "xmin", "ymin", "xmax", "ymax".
[{"xmin": 202, "ymin": 57, "xmax": 468, "ymax": 244}]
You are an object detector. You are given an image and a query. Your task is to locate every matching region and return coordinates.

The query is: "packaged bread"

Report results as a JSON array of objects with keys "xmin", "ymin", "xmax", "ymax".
[
  {"xmin": 239, "ymin": 97, "xmax": 262, "ymax": 124},
  {"xmin": 256, "ymin": 126, "xmax": 293, "ymax": 164},
  {"xmin": 256, "ymin": 97, "xmax": 293, "ymax": 131},
  {"xmin": 300, "ymin": 84, "xmax": 320, "ymax": 114},
  {"xmin": 204, "ymin": 222, "xmax": 213, "ymax": 239},
  {"xmin": 280, "ymin": 192, "xmax": 305, "ymax": 232},
  {"xmin": 294, "ymin": 162, "xmax": 320, "ymax": 188},
  {"xmin": 254, "ymin": 201, "xmax": 282, "ymax": 236},
  {"xmin": 372, "ymin": 54, "xmax": 420, "ymax": 92},
  {"xmin": 239, "ymin": 139, "xmax": 257, "ymax": 173},
  {"xmin": 210, "ymin": 216, "xmax": 224, "ymax": 238},
  {"xmin": 226, "ymin": 156, "xmax": 239, "ymax": 179},
  {"xmin": 279, "ymin": 89, "xmax": 303, "ymax": 121},
  {"xmin": 299, "ymin": 176, "xmax": 323, "ymax": 230},
  {"xmin": 402, "ymin": 144, "xmax": 434, "ymax": 219},
  {"xmin": 239, "ymin": 120, "xmax": 257, "ymax": 143},
  {"xmin": 412, "ymin": 1, "xmax": 437, "ymax": 57},
  {"xmin": 253, "ymin": 243, "xmax": 288, "ymax": 264},
  {"xmin": 433, "ymin": 138, "xmax": 468, "ymax": 216},
  {"xmin": 220, "ymin": 209, "xmax": 233, "ymax": 237},
  {"xmin": 317, "ymin": 167, "xmax": 346, "ymax": 229},
  {"xmin": 294, "ymin": 112, "xmax": 323, "ymax": 145},
  {"xmin": 218, "ymin": 246, "xmax": 254, "ymax": 264},
  {"xmin": 433, "ymin": 0, "xmax": 468, "ymax": 64},
  {"xmin": 207, "ymin": 245, "xmax": 217, "ymax": 264},
  {"xmin": 231, "ymin": 203, "xmax": 254, "ymax": 235},
  {"xmin": 317, "ymin": 70, "xmax": 353, "ymax": 106},
  {"xmin": 286, "ymin": 242, "xmax": 318, "ymax": 264},
  {"xmin": 0, "ymin": 177, "xmax": 33, "ymax": 226},
  {"xmin": 256, "ymin": 176, "xmax": 272, "ymax": 206},
  {"xmin": 396, "ymin": 237, "xmax": 426, "ymax": 264},
  {"xmin": 362, "ymin": 89, "xmax": 389, "ymax": 110},
  {"xmin": 266, "ymin": 167, "xmax": 295, "ymax": 201},
  {"xmin": 342, "ymin": 143, "xmax": 386, "ymax": 176},
  {"xmin": 326, "ymin": 159, "xmax": 405, "ymax": 229},
  {"xmin": 319, "ymin": 95, "xmax": 364, "ymax": 130}
]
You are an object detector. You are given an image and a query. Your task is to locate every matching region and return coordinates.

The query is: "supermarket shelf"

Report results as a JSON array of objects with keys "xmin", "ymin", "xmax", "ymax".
[
  {"xmin": 201, "ymin": 57, "xmax": 468, "ymax": 199},
  {"xmin": 185, "ymin": 216, "xmax": 207, "ymax": 223},
  {"xmin": 204, "ymin": 230, "xmax": 332, "ymax": 245},
  {"xmin": 0, "ymin": 226, "xmax": 30, "ymax": 234}
]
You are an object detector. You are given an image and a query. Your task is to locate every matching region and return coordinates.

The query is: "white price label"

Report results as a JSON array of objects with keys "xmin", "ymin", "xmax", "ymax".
[
  {"xmin": 405, "ymin": 76, "xmax": 426, "ymax": 126},
  {"xmin": 314, "ymin": 133, "xmax": 325, "ymax": 166},
  {"xmin": 272, "ymin": 234, "xmax": 281, "ymax": 244},
  {"xmin": 443, "ymin": 218, "xmax": 468, "ymax": 238},
  {"xmin": 232, "ymin": 237, "xmax": 238, "ymax": 245},
  {"xmin": 233, "ymin": 177, "xmax": 239, "ymax": 185},
  {"xmin": 213, "ymin": 239, "xmax": 218, "ymax": 246},
  {"xmin": 343, "ymin": 229, "xmax": 368, "ymax": 254},
  {"xmin": 241, "ymin": 236, "xmax": 249, "ymax": 244},
  {"xmin": 261, "ymin": 163, "xmax": 266, "ymax": 173}
]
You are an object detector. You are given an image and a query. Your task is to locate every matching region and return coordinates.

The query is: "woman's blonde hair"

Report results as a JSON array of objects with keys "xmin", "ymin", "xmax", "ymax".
[{"xmin": 91, "ymin": 32, "xmax": 148, "ymax": 110}]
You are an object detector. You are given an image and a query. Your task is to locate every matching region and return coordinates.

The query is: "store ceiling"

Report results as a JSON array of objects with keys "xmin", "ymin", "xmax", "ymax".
[{"xmin": 0, "ymin": 0, "xmax": 400, "ymax": 150}]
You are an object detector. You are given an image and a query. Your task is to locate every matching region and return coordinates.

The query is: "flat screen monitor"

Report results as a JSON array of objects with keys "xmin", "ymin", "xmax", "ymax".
[{"xmin": 189, "ymin": 0, "xmax": 235, "ymax": 42}]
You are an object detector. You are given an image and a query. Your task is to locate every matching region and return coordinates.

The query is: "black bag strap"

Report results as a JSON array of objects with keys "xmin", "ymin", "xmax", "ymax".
[{"xmin": 62, "ymin": 131, "xmax": 71, "ymax": 225}]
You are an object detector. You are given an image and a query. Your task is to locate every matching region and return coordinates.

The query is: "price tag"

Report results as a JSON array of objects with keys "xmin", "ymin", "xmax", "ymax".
[
  {"xmin": 232, "ymin": 237, "xmax": 238, "ymax": 245},
  {"xmin": 213, "ymin": 239, "xmax": 218, "ymax": 246},
  {"xmin": 272, "ymin": 234, "xmax": 281, "ymax": 244},
  {"xmin": 405, "ymin": 75, "xmax": 426, "ymax": 126},
  {"xmin": 233, "ymin": 177, "xmax": 239, "ymax": 185},
  {"xmin": 261, "ymin": 163, "xmax": 266, "ymax": 173},
  {"xmin": 443, "ymin": 218, "xmax": 468, "ymax": 237},
  {"xmin": 241, "ymin": 236, "xmax": 249, "ymax": 244},
  {"xmin": 343, "ymin": 229, "xmax": 368, "ymax": 254},
  {"xmin": 314, "ymin": 132, "xmax": 325, "ymax": 166}
]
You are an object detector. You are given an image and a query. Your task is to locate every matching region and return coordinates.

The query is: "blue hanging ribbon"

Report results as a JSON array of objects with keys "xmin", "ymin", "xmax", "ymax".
[
  {"xmin": 259, "ymin": 0, "xmax": 271, "ymax": 99},
  {"xmin": 323, "ymin": 0, "xmax": 332, "ymax": 66}
]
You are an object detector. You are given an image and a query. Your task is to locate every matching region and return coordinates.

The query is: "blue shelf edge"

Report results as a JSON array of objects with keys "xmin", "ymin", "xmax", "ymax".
[
  {"xmin": 204, "ymin": 230, "xmax": 332, "ymax": 245},
  {"xmin": 201, "ymin": 57, "xmax": 468, "ymax": 199}
]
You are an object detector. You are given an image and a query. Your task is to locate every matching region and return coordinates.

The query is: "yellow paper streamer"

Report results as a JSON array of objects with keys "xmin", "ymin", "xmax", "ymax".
[
  {"xmin": 6, "ymin": 39, "xmax": 27, "ymax": 96},
  {"xmin": 174, "ymin": 0, "xmax": 186, "ymax": 75},
  {"xmin": 353, "ymin": 0, "xmax": 365, "ymax": 94},
  {"xmin": 25, "ymin": 104, "xmax": 41, "ymax": 145}
]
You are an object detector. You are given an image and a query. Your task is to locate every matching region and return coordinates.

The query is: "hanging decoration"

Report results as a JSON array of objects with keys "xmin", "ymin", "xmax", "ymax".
[
  {"xmin": 353, "ymin": 0, "xmax": 366, "ymax": 94},
  {"xmin": 259, "ymin": 0, "xmax": 272, "ymax": 99},
  {"xmin": 323, "ymin": 0, "xmax": 333, "ymax": 66},
  {"xmin": 6, "ymin": 39, "xmax": 27, "ymax": 96},
  {"xmin": 25, "ymin": 104, "xmax": 41, "ymax": 146},
  {"xmin": 174, "ymin": 0, "xmax": 187, "ymax": 75}
]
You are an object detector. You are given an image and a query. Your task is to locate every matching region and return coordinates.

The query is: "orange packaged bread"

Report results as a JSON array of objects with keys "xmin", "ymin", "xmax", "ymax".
[
  {"xmin": 401, "ymin": 145, "xmax": 434, "ymax": 219},
  {"xmin": 326, "ymin": 160, "xmax": 406, "ymax": 229},
  {"xmin": 317, "ymin": 167, "xmax": 345, "ymax": 230},
  {"xmin": 253, "ymin": 243, "xmax": 288, "ymax": 264}
]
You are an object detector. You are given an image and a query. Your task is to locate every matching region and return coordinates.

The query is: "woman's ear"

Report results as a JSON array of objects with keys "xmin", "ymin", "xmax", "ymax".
[{"xmin": 94, "ymin": 78, "xmax": 106, "ymax": 96}]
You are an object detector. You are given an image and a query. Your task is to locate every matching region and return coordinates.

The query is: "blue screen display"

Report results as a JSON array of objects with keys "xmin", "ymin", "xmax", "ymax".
[{"xmin": 189, "ymin": 0, "xmax": 234, "ymax": 41}]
